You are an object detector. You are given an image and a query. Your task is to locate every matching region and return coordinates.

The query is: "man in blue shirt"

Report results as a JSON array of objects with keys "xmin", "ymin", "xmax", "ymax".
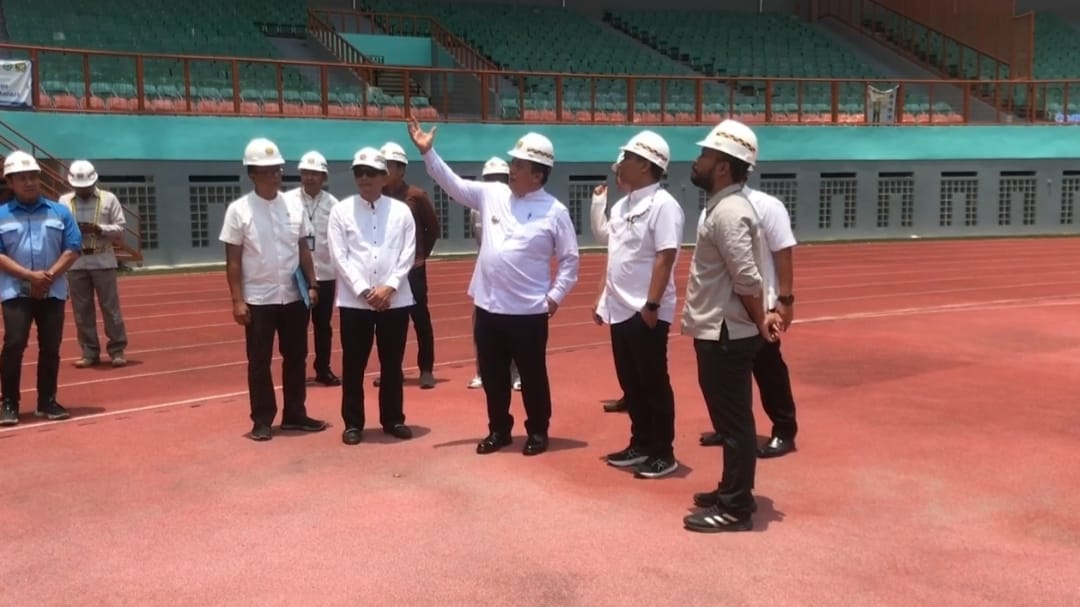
[{"xmin": 0, "ymin": 151, "xmax": 82, "ymax": 425}]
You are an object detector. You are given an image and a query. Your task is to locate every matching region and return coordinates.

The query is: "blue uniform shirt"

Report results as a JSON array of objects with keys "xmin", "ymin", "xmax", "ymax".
[{"xmin": 0, "ymin": 196, "xmax": 83, "ymax": 301}]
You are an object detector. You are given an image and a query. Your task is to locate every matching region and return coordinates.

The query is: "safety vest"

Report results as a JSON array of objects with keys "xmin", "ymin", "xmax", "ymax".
[{"xmin": 68, "ymin": 189, "xmax": 104, "ymax": 252}]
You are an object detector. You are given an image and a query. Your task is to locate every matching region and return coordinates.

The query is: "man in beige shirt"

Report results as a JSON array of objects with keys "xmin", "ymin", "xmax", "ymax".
[
  {"xmin": 60, "ymin": 160, "xmax": 129, "ymax": 368},
  {"xmin": 681, "ymin": 120, "xmax": 781, "ymax": 534}
]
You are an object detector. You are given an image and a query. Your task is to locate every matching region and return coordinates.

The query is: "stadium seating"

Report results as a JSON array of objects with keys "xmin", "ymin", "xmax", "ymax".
[
  {"xmin": 606, "ymin": 9, "xmax": 961, "ymax": 123},
  {"xmin": 1, "ymin": 0, "xmax": 425, "ymax": 117}
]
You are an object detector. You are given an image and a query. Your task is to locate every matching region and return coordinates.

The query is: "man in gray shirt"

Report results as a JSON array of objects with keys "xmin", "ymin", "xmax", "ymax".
[{"xmin": 681, "ymin": 120, "xmax": 782, "ymax": 533}]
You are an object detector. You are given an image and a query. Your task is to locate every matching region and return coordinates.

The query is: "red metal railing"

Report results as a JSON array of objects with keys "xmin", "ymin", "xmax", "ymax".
[{"xmin": 7, "ymin": 41, "xmax": 1080, "ymax": 125}]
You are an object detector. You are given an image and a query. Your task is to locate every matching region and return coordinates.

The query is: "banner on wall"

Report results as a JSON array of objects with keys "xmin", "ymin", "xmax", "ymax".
[
  {"xmin": 0, "ymin": 60, "xmax": 33, "ymax": 108},
  {"xmin": 866, "ymin": 85, "xmax": 897, "ymax": 124}
]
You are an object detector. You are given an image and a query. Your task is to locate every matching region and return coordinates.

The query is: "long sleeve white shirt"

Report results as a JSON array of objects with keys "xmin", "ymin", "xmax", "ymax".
[
  {"xmin": 422, "ymin": 148, "xmax": 579, "ymax": 315},
  {"xmin": 590, "ymin": 190, "xmax": 611, "ymax": 246},
  {"xmin": 286, "ymin": 187, "xmax": 339, "ymax": 282},
  {"xmin": 327, "ymin": 193, "xmax": 416, "ymax": 311}
]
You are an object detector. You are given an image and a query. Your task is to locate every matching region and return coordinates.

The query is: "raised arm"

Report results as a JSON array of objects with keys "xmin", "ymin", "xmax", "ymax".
[
  {"xmin": 590, "ymin": 184, "xmax": 610, "ymax": 245},
  {"xmin": 407, "ymin": 116, "xmax": 487, "ymax": 209}
]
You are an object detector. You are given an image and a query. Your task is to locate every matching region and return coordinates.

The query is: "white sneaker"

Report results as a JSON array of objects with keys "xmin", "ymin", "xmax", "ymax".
[
  {"xmin": 468, "ymin": 376, "xmax": 483, "ymax": 389},
  {"xmin": 512, "ymin": 378, "xmax": 522, "ymax": 391}
]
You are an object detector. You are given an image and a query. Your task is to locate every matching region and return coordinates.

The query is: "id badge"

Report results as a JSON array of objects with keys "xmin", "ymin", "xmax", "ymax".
[{"xmin": 305, "ymin": 235, "xmax": 315, "ymax": 251}]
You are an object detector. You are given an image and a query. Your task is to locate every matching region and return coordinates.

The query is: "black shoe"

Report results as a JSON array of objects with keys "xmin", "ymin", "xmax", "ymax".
[
  {"xmin": 342, "ymin": 428, "xmax": 363, "ymax": 445},
  {"xmin": 476, "ymin": 432, "xmax": 512, "ymax": 454},
  {"xmin": 250, "ymin": 424, "xmax": 273, "ymax": 441},
  {"xmin": 0, "ymin": 400, "xmax": 18, "ymax": 426},
  {"xmin": 372, "ymin": 377, "xmax": 381, "ymax": 387},
  {"xmin": 419, "ymin": 372, "xmax": 435, "ymax": 389},
  {"xmin": 281, "ymin": 416, "xmax": 328, "ymax": 432},
  {"xmin": 383, "ymin": 424, "xmax": 413, "ymax": 439},
  {"xmin": 758, "ymin": 436, "xmax": 796, "ymax": 458},
  {"xmin": 634, "ymin": 456, "xmax": 679, "ymax": 479},
  {"xmin": 699, "ymin": 431, "xmax": 724, "ymax": 446},
  {"xmin": 684, "ymin": 507, "xmax": 753, "ymax": 533},
  {"xmin": 603, "ymin": 398, "xmax": 627, "ymax": 413},
  {"xmin": 35, "ymin": 400, "xmax": 70, "ymax": 421},
  {"xmin": 314, "ymin": 371, "xmax": 341, "ymax": 386},
  {"xmin": 606, "ymin": 445, "xmax": 649, "ymax": 468},
  {"xmin": 523, "ymin": 434, "xmax": 548, "ymax": 456},
  {"xmin": 692, "ymin": 490, "xmax": 758, "ymax": 512}
]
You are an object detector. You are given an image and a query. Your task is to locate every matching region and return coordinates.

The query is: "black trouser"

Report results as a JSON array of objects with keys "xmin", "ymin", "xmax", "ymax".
[
  {"xmin": 610, "ymin": 313, "xmax": 675, "ymax": 459},
  {"xmin": 310, "ymin": 279, "xmax": 336, "ymax": 375},
  {"xmin": 244, "ymin": 301, "xmax": 310, "ymax": 426},
  {"xmin": 753, "ymin": 339, "xmax": 798, "ymax": 441},
  {"xmin": 340, "ymin": 306, "xmax": 410, "ymax": 430},
  {"xmin": 407, "ymin": 264, "xmax": 435, "ymax": 374},
  {"xmin": 474, "ymin": 307, "xmax": 550, "ymax": 436},
  {"xmin": 695, "ymin": 326, "xmax": 764, "ymax": 517},
  {"xmin": 1, "ymin": 297, "xmax": 65, "ymax": 407}
]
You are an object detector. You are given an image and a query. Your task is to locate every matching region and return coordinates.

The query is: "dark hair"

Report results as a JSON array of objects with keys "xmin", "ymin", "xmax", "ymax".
[
  {"xmin": 648, "ymin": 163, "xmax": 664, "ymax": 181},
  {"xmin": 529, "ymin": 160, "xmax": 550, "ymax": 185},
  {"xmin": 721, "ymin": 153, "xmax": 750, "ymax": 184}
]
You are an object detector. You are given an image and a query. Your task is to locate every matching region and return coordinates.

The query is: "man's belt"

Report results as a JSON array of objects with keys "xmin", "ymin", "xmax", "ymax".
[{"xmin": 81, "ymin": 248, "xmax": 97, "ymax": 255}]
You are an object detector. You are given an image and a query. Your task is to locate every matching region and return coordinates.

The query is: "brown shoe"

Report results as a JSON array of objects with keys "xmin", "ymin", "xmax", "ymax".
[{"xmin": 74, "ymin": 357, "xmax": 99, "ymax": 368}]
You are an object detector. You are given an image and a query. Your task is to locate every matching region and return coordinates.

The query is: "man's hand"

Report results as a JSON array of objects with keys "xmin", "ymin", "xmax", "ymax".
[
  {"xmin": 546, "ymin": 297, "xmax": 559, "ymax": 318},
  {"xmin": 406, "ymin": 116, "xmax": 436, "ymax": 154},
  {"xmin": 27, "ymin": 270, "xmax": 52, "ymax": 291},
  {"xmin": 593, "ymin": 183, "xmax": 607, "ymax": 198},
  {"xmin": 78, "ymin": 222, "xmax": 102, "ymax": 235},
  {"xmin": 758, "ymin": 311, "xmax": 783, "ymax": 342},
  {"xmin": 640, "ymin": 307, "xmax": 659, "ymax": 329},
  {"xmin": 367, "ymin": 286, "xmax": 395, "ymax": 311},
  {"xmin": 592, "ymin": 296, "xmax": 603, "ymax": 325},
  {"xmin": 308, "ymin": 287, "xmax": 319, "ymax": 307},
  {"xmin": 232, "ymin": 301, "xmax": 250, "ymax": 325},
  {"xmin": 775, "ymin": 301, "xmax": 794, "ymax": 331}
]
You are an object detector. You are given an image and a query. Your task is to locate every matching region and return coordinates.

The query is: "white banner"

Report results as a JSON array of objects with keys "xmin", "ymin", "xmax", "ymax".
[
  {"xmin": 0, "ymin": 60, "xmax": 33, "ymax": 108},
  {"xmin": 866, "ymin": 85, "xmax": 897, "ymax": 124}
]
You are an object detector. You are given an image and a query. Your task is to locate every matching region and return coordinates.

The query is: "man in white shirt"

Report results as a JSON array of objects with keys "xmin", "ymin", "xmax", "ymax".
[
  {"xmin": 592, "ymin": 131, "xmax": 685, "ymax": 480},
  {"xmin": 60, "ymin": 160, "xmax": 129, "ymax": 368},
  {"xmin": 467, "ymin": 157, "xmax": 520, "ymax": 393},
  {"xmin": 681, "ymin": 120, "xmax": 781, "ymax": 533},
  {"xmin": 327, "ymin": 147, "xmax": 417, "ymax": 446},
  {"xmin": 220, "ymin": 138, "xmax": 327, "ymax": 442},
  {"xmin": 286, "ymin": 151, "xmax": 341, "ymax": 387},
  {"xmin": 406, "ymin": 117, "xmax": 579, "ymax": 457},
  {"xmin": 699, "ymin": 184, "xmax": 800, "ymax": 458}
]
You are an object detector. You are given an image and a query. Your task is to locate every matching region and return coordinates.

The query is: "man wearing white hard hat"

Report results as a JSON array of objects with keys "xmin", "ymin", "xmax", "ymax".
[
  {"xmin": 591, "ymin": 130, "xmax": 685, "ymax": 480},
  {"xmin": 380, "ymin": 141, "xmax": 440, "ymax": 390},
  {"xmin": 407, "ymin": 117, "xmax": 579, "ymax": 457},
  {"xmin": 220, "ymin": 138, "xmax": 326, "ymax": 441},
  {"xmin": 589, "ymin": 150, "xmax": 632, "ymax": 414},
  {"xmin": 466, "ymin": 157, "xmax": 520, "ymax": 391},
  {"xmin": 328, "ymin": 147, "xmax": 417, "ymax": 445},
  {"xmin": 286, "ymin": 150, "xmax": 341, "ymax": 387},
  {"xmin": 59, "ymin": 160, "xmax": 130, "ymax": 369},
  {"xmin": 681, "ymin": 120, "xmax": 782, "ymax": 533},
  {"xmin": 0, "ymin": 151, "xmax": 82, "ymax": 426}
]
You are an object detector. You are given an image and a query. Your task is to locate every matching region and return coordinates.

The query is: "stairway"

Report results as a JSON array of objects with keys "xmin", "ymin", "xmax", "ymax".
[{"xmin": 0, "ymin": 119, "xmax": 144, "ymax": 265}]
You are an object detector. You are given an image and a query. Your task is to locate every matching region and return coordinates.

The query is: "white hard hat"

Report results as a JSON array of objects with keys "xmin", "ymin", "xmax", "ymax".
[
  {"xmin": 243, "ymin": 137, "xmax": 285, "ymax": 167},
  {"xmin": 298, "ymin": 151, "xmax": 328, "ymax": 173},
  {"xmin": 67, "ymin": 160, "xmax": 98, "ymax": 188},
  {"xmin": 507, "ymin": 132, "xmax": 555, "ymax": 167},
  {"xmin": 352, "ymin": 147, "xmax": 387, "ymax": 172},
  {"xmin": 619, "ymin": 130, "xmax": 670, "ymax": 171},
  {"xmin": 380, "ymin": 142, "xmax": 409, "ymax": 165},
  {"xmin": 482, "ymin": 157, "xmax": 509, "ymax": 176},
  {"xmin": 3, "ymin": 150, "xmax": 41, "ymax": 177},
  {"xmin": 611, "ymin": 151, "xmax": 625, "ymax": 174},
  {"xmin": 696, "ymin": 119, "xmax": 759, "ymax": 167}
]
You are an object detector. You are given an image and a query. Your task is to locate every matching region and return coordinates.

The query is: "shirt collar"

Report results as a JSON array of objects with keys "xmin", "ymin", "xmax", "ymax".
[
  {"xmin": 359, "ymin": 194, "xmax": 384, "ymax": 209},
  {"xmin": 626, "ymin": 182, "xmax": 662, "ymax": 208},
  {"xmin": 384, "ymin": 182, "xmax": 409, "ymax": 200},
  {"xmin": 10, "ymin": 196, "xmax": 48, "ymax": 212},
  {"xmin": 299, "ymin": 188, "xmax": 322, "ymax": 204},
  {"xmin": 704, "ymin": 183, "xmax": 745, "ymax": 214}
]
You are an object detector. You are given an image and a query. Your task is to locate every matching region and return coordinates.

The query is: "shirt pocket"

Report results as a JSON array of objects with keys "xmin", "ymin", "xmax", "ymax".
[
  {"xmin": 0, "ymin": 222, "xmax": 20, "ymax": 252},
  {"xmin": 44, "ymin": 218, "xmax": 65, "ymax": 246}
]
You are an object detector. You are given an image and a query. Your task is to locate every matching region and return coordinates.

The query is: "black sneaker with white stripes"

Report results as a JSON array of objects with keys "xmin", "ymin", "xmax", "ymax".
[
  {"xmin": 634, "ymin": 456, "xmax": 678, "ymax": 479},
  {"xmin": 606, "ymin": 446, "xmax": 649, "ymax": 468},
  {"xmin": 35, "ymin": 400, "xmax": 70, "ymax": 421},
  {"xmin": 683, "ymin": 507, "xmax": 753, "ymax": 533}
]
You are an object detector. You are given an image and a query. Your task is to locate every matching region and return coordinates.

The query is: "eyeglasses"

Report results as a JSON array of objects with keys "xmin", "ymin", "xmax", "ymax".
[{"xmin": 353, "ymin": 167, "xmax": 383, "ymax": 178}]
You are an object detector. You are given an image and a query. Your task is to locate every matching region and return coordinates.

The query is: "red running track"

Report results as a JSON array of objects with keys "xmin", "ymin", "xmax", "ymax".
[{"xmin": 2, "ymin": 237, "xmax": 1079, "ymax": 606}]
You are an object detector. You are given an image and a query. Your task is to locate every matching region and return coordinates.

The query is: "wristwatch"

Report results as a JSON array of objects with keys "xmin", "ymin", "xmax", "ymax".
[
  {"xmin": 777, "ymin": 294, "xmax": 795, "ymax": 305},
  {"xmin": 644, "ymin": 301, "xmax": 660, "ymax": 311}
]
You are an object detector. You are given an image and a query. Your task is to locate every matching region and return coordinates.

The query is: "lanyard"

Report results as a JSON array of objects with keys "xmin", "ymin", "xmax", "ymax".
[{"xmin": 303, "ymin": 191, "xmax": 321, "ymax": 225}]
